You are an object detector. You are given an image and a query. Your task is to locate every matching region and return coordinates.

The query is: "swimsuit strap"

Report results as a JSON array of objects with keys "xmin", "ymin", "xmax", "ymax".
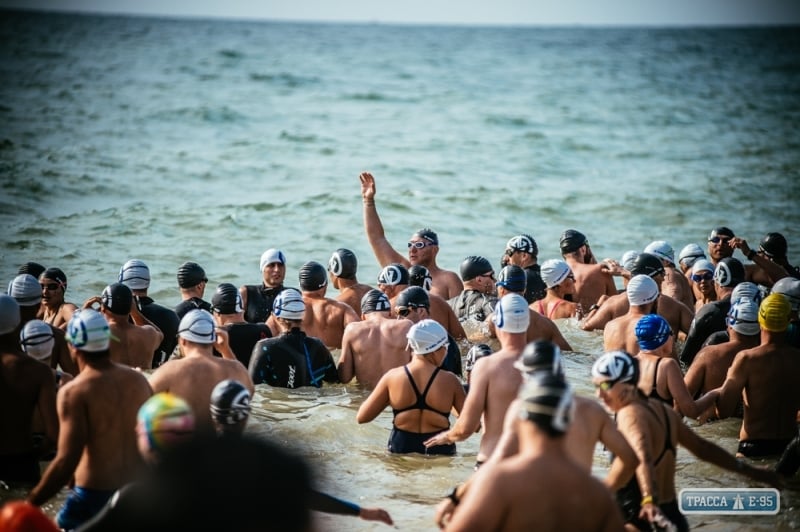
[
  {"xmin": 404, "ymin": 365, "xmax": 423, "ymax": 399},
  {"xmin": 548, "ymin": 299, "xmax": 565, "ymax": 319},
  {"xmin": 642, "ymin": 399, "xmax": 675, "ymax": 466},
  {"xmin": 393, "ymin": 366, "xmax": 450, "ymax": 419},
  {"xmin": 536, "ymin": 300, "xmax": 546, "ymax": 315}
]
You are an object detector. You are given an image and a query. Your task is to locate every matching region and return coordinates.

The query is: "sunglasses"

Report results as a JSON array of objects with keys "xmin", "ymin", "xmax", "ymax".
[
  {"xmin": 691, "ymin": 272, "xmax": 714, "ymax": 282},
  {"xmin": 708, "ymin": 236, "xmax": 732, "ymax": 244},
  {"xmin": 408, "ymin": 241, "xmax": 435, "ymax": 249},
  {"xmin": 40, "ymin": 283, "xmax": 61, "ymax": 291}
]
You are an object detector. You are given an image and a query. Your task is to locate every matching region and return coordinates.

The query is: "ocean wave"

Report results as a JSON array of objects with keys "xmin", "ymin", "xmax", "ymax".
[{"xmin": 248, "ymin": 72, "xmax": 320, "ymax": 87}]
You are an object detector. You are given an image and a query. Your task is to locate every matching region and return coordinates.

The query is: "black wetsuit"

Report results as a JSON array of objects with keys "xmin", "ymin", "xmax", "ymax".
[
  {"xmin": 679, "ymin": 296, "xmax": 732, "ymax": 367},
  {"xmin": 443, "ymin": 335, "xmax": 462, "ymax": 378},
  {"xmin": 448, "ymin": 290, "xmax": 498, "ymax": 323},
  {"xmin": 243, "ymin": 284, "xmax": 286, "ymax": 323},
  {"xmin": 174, "ymin": 297, "xmax": 212, "ymax": 320},
  {"xmin": 389, "ymin": 366, "xmax": 456, "ymax": 455},
  {"xmin": 138, "ymin": 297, "xmax": 180, "ymax": 368},
  {"xmin": 248, "ymin": 329, "xmax": 339, "ymax": 388},
  {"xmin": 523, "ymin": 264, "xmax": 547, "ymax": 303},
  {"xmin": 221, "ymin": 322, "xmax": 271, "ymax": 368}
]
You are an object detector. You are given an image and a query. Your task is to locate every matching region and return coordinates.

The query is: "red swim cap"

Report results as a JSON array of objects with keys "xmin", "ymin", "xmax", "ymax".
[{"xmin": 0, "ymin": 501, "xmax": 59, "ymax": 532}]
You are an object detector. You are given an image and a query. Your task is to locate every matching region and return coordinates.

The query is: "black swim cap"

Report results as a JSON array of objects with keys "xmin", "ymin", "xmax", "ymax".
[
  {"xmin": 361, "ymin": 289, "xmax": 391, "ymax": 314},
  {"xmin": 515, "ymin": 341, "xmax": 563, "ymax": 376},
  {"xmin": 759, "ymin": 232, "xmax": 787, "ymax": 259},
  {"xmin": 210, "ymin": 379, "xmax": 251, "ymax": 426},
  {"xmin": 101, "ymin": 282, "xmax": 133, "ymax": 315},
  {"xmin": 211, "ymin": 283, "xmax": 242, "ymax": 314},
  {"xmin": 298, "ymin": 261, "xmax": 328, "ymax": 291},
  {"xmin": 395, "ymin": 286, "xmax": 430, "ymax": 311},
  {"xmin": 413, "ymin": 228, "xmax": 438, "ymax": 245},
  {"xmin": 408, "ymin": 265, "xmax": 433, "ymax": 291},
  {"xmin": 506, "ymin": 234, "xmax": 538, "ymax": 256},
  {"xmin": 378, "ymin": 263, "xmax": 409, "ymax": 286},
  {"xmin": 708, "ymin": 226, "xmax": 735, "ymax": 240},
  {"xmin": 559, "ymin": 229, "xmax": 588, "ymax": 254},
  {"xmin": 177, "ymin": 262, "xmax": 207, "ymax": 289},
  {"xmin": 328, "ymin": 248, "xmax": 357, "ymax": 280},
  {"xmin": 714, "ymin": 257, "xmax": 745, "ymax": 288},
  {"xmin": 496, "ymin": 265, "xmax": 527, "ymax": 292},
  {"xmin": 41, "ymin": 267, "xmax": 67, "ymax": 290},
  {"xmin": 459, "ymin": 255, "xmax": 493, "ymax": 282},
  {"xmin": 630, "ymin": 253, "xmax": 666, "ymax": 278},
  {"xmin": 465, "ymin": 343, "xmax": 492, "ymax": 372},
  {"xmin": 18, "ymin": 262, "xmax": 46, "ymax": 279}
]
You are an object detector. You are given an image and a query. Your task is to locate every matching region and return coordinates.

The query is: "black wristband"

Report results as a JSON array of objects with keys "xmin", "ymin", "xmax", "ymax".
[
  {"xmin": 448, "ymin": 485, "xmax": 461, "ymax": 506},
  {"xmin": 747, "ymin": 249, "xmax": 756, "ymax": 260}
]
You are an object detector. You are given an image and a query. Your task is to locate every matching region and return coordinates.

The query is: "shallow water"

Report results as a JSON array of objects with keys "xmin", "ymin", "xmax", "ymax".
[{"xmin": 1, "ymin": 10, "xmax": 800, "ymax": 530}]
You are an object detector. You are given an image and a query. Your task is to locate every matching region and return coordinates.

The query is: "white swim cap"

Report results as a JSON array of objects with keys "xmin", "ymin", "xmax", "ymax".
[
  {"xmin": 260, "ymin": 249, "xmax": 286, "ymax": 272},
  {"xmin": 678, "ymin": 243, "xmax": 705, "ymax": 268},
  {"xmin": 772, "ymin": 277, "xmax": 800, "ymax": 312},
  {"xmin": 627, "ymin": 275, "xmax": 659, "ymax": 306},
  {"xmin": 406, "ymin": 319, "xmax": 449, "ymax": 355},
  {"xmin": 731, "ymin": 282, "xmax": 763, "ymax": 306},
  {"xmin": 66, "ymin": 309, "xmax": 111, "ymax": 352},
  {"xmin": 119, "ymin": 259, "xmax": 150, "ymax": 290},
  {"xmin": 7, "ymin": 274, "xmax": 42, "ymax": 307},
  {"xmin": 272, "ymin": 288, "xmax": 305, "ymax": 320},
  {"xmin": 540, "ymin": 259, "xmax": 571, "ymax": 289},
  {"xmin": 691, "ymin": 259, "xmax": 714, "ymax": 275},
  {"xmin": 644, "ymin": 240, "xmax": 674, "ymax": 265},
  {"xmin": 620, "ymin": 250, "xmax": 639, "ymax": 272},
  {"xmin": 493, "ymin": 293, "xmax": 530, "ymax": 333},
  {"xmin": 20, "ymin": 319, "xmax": 55, "ymax": 360},
  {"xmin": 726, "ymin": 299, "xmax": 760, "ymax": 336},
  {"xmin": 178, "ymin": 309, "xmax": 216, "ymax": 344},
  {"xmin": 0, "ymin": 295, "xmax": 21, "ymax": 335}
]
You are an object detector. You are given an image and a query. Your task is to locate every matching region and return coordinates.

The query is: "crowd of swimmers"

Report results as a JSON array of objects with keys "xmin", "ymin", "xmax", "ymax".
[{"xmin": 2, "ymin": 171, "xmax": 800, "ymax": 531}]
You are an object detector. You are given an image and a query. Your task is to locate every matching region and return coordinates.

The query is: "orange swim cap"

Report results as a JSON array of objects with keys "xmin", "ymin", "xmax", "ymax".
[{"xmin": 0, "ymin": 501, "xmax": 59, "ymax": 532}]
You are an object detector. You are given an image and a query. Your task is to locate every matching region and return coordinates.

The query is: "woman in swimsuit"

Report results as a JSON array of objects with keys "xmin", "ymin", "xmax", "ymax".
[
  {"xmin": 357, "ymin": 319, "xmax": 465, "ymax": 455},
  {"xmin": 634, "ymin": 314, "xmax": 718, "ymax": 419},
  {"xmin": 592, "ymin": 350, "xmax": 779, "ymax": 532},
  {"xmin": 38, "ymin": 267, "xmax": 78, "ymax": 330},
  {"xmin": 535, "ymin": 259, "xmax": 578, "ymax": 320}
]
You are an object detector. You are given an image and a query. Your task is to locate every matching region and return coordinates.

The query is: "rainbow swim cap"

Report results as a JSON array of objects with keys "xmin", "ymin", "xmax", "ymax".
[{"xmin": 137, "ymin": 392, "xmax": 195, "ymax": 452}]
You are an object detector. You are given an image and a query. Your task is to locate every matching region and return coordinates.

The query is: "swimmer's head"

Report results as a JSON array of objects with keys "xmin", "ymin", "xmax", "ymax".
[
  {"xmin": 758, "ymin": 293, "xmax": 791, "ymax": 333},
  {"xmin": 515, "ymin": 341, "xmax": 563, "ymax": 377},
  {"xmin": 759, "ymin": 232, "xmax": 788, "ymax": 259},
  {"xmin": 678, "ymin": 243, "xmax": 706, "ymax": 270},
  {"xmin": 360, "ymin": 289, "xmax": 391, "ymax": 315},
  {"xmin": 395, "ymin": 286, "xmax": 430, "ymax": 317},
  {"xmin": 644, "ymin": 240, "xmax": 674, "ymax": 266},
  {"xmin": 298, "ymin": 261, "xmax": 328, "ymax": 291},
  {"xmin": 713, "ymin": 257, "xmax": 745, "ymax": 288},
  {"xmin": 408, "ymin": 265, "xmax": 433, "ymax": 292},
  {"xmin": 540, "ymin": 259, "xmax": 571, "ymax": 289},
  {"xmin": 620, "ymin": 250, "xmax": 639, "ymax": 272},
  {"xmin": 377, "ymin": 263, "xmax": 409, "ymax": 287},
  {"xmin": 178, "ymin": 309, "xmax": 216, "ymax": 344},
  {"xmin": 493, "ymin": 293, "xmax": 530, "ymax": 333},
  {"xmin": 327, "ymin": 248, "xmax": 357, "ymax": 280},
  {"xmin": 772, "ymin": 277, "xmax": 800, "ymax": 312},
  {"xmin": 505, "ymin": 234, "xmax": 538, "ymax": 257},
  {"xmin": 210, "ymin": 379, "xmax": 251, "ymax": 431},
  {"xmin": 592, "ymin": 350, "xmax": 639, "ymax": 389},
  {"xmin": 260, "ymin": 248, "xmax": 286, "ymax": 272},
  {"xmin": 626, "ymin": 275, "xmax": 659, "ymax": 307},
  {"xmin": 495, "ymin": 265, "xmax": 526, "ymax": 293},
  {"xmin": 273, "ymin": 288, "xmax": 305, "ymax": 321},
  {"xmin": 40, "ymin": 267, "xmax": 67, "ymax": 292},
  {"xmin": 634, "ymin": 314, "xmax": 672, "ymax": 351},
  {"xmin": 8, "ymin": 273, "xmax": 42, "ymax": 307},
  {"xmin": 730, "ymin": 281, "xmax": 763, "ymax": 306},
  {"xmin": 136, "ymin": 392, "xmax": 195, "ymax": 459},
  {"xmin": 177, "ymin": 261, "xmax": 207, "ymax": 289},
  {"xmin": 211, "ymin": 283, "xmax": 243, "ymax": 315},
  {"xmin": 66, "ymin": 309, "xmax": 111, "ymax": 353},
  {"xmin": 726, "ymin": 299, "xmax": 760, "ymax": 336},
  {"xmin": 465, "ymin": 343, "xmax": 492, "ymax": 373},
  {"xmin": 101, "ymin": 282, "xmax": 133, "ymax": 316},
  {"xmin": 517, "ymin": 372, "xmax": 574, "ymax": 437},
  {"xmin": 17, "ymin": 261, "xmax": 46, "ymax": 279},
  {"xmin": 0, "ymin": 295, "xmax": 21, "ymax": 336},
  {"xmin": 630, "ymin": 253, "xmax": 665, "ymax": 279},
  {"xmin": 20, "ymin": 319, "xmax": 55, "ymax": 361},
  {"xmin": 412, "ymin": 228, "xmax": 438, "ymax": 246},
  {"xmin": 406, "ymin": 319, "xmax": 448, "ymax": 355},
  {"xmin": 119, "ymin": 259, "xmax": 151, "ymax": 290},
  {"xmin": 559, "ymin": 229, "xmax": 587, "ymax": 254},
  {"xmin": 459, "ymin": 255, "xmax": 493, "ymax": 282}
]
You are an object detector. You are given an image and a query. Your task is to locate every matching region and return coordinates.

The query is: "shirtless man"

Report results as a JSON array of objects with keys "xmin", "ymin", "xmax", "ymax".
[
  {"xmin": 732, "ymin": 232, "xmax": 799, "ymax": 287},
  {"xmin": 442, "ymin": 372, "xmax": 625, "ymax": 532},
  {"xmin": 28, "ymin": 309, "xmax": 153, "ymax": 530},
  {"xmin": 488, "ymin": 265, "xmax": 572, "ymax": 352},
  {"xmin": 327, "ymin": 248, "xmax": 373, "ymax": 315},
  {"xmin": 684, "ymin": 299, "xmax": 760, "ymax": 419},
  {"xmin": 603, "ymin": 275, "xmax": 659, "ymax": 356},
  {"xmin": 359, "ymin": 171, "xmax": 463, "ymax": 300},
  {"xmin": 9, "ymin": 273, "xmax": 76, "ymax": 375},
  {"xmin": 582, "ymin": 253, "xmax": 693, "ymax": 339},
  {"xmin": 149, "ymin": 309, "xmax": 254, "ymax": 433},
  {"xmin": 337, "ymin": 289, "xmax": 412, "ymax": 388},
  {"xmin": 268, "ymin": 261, "xmax": 359, "ymax": 349},
  {"xmin": 559, "ymin": 229, "xmax": 617, "ymax": 313},
  {"xmin": 240, "ymin": 248, "xmax": 289, "ymax": 323},
  {"xmin": 85, "ymin": 283, "xmax": 164, "ymax": 369},
  {"xmin": 0, "ymin": 296, "xmax": 58, "ymax": 485},
  {"xmin": 644, "ymin": 240, "xmax": 694, "ymax": 310},
  {"xmin": 38, "ymin": 267, "xmax": 78, "ymax": 330},
  {"xmin": 424, "ymin": 294, "xmax": 530, "ymax": 465},
  {"xmin": 534, "ymin": 259, "xmax": 578, "ymax": 320},
  {"xmin": 378, "ymin": 263, "xmax": 465, "ymax": 341},
  {"xmin": 715, "ymin": 293, "xmax": 800, "ymax": 458},
  {"xmin": 706, "ymin": 226, "xmax": 736, "ymax": 266}
]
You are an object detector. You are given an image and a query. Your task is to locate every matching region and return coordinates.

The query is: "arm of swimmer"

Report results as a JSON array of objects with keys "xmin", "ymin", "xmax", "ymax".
[
  {"xmin": 714, "ymin": 354, "xmax": 747, "ymax": 419},
  {"xmin": 425, "ymin": 360, "xmax": 486, "ymax": 447},
  {"xmin": 599, "ymin": 415, "xmax": 638, "ymax": 491},
  {"xmin": 308, "ymin": 490, "xmax": 394, "ymax": 525},
  {"xmin": 682, "ymin": 353, "xmax": 706, "ymax": 399},
  {"xmin": 359, "ymin": 171, "xmax": 406, "ymax": 267},
  {"xmin": 546, "ymin": 318, "xmax": 572, "ymax": 351},
  {"xmin": 336, "ymin": 331, "xmax": 355, "ymax": 384},
  {"xmin": 130, "ymin": 298, "xmax": 164, "ymax": 352},
  {"xmin": 665, "ymin": 359, "xmax": 717, "ymax": 419},
  {"xmin": 38, "ymin": 365, "xmax": 59, "ymax": 452},
  {"xmin": 356, "ymin": 375, "xmax": 391, "ymax": 424},
  {"xmin": 581, "ymin": 305, "xmax": 613, "ymax": 331},
  {"xmin": 616, "ymin": 408, "xmax": 658, "ymax": 503}
]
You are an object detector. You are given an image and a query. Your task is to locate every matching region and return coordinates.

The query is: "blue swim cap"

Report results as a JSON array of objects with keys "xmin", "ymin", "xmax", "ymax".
[{"xmin": 635, "ymin": 314, "xmax": 672, "ymax": 351}]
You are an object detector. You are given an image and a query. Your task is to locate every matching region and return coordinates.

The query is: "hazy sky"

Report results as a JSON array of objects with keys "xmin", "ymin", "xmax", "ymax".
[{"xmin": 1, "ymin": 0, "xmax": 799, "ymax": 26}]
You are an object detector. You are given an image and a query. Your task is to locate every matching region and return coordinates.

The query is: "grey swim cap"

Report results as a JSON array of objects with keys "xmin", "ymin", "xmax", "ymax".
[
  {"xmin": 8, "ymin": 274, "xmax": 42, "ymax": 306},
  {"xmin": 20, "ymin": 319, "xmax": 54, "ymax": 360},
  {"xmin": 517, "ymin": 372, "xmax": 574, "ymax": 435},
  {"xmin": 272, "ymin": 288, "xmax": 305, "ymax": 320},
  {"xmin": 66, "ymin": 309, "xmax": 111, "ymax": 352},
  {"xmin": 119, "ymin": 259, "xmax": 151, "ymax": 290},
  {"xmin": 0, "ymin": 295, "xmax": 21, "ymax": 335},
  {"xmin": 178, "ymin": 309, "xmax": 217, "ymax": 344}
]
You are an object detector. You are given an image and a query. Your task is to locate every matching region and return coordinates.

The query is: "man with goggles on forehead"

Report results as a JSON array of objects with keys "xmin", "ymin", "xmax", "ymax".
[
  {"xmin": 728, "ymin": 231, "xmax": 800, "ymax": 287},
  {"xmin": 359, "ymin": 171, "xmax": 463, "ymax": 300}
]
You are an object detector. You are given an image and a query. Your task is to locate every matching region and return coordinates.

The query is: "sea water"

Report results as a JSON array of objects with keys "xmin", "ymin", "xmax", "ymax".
[{"xmin": 1, "ymin": 10, "xmax": 799, "ymax": 530}]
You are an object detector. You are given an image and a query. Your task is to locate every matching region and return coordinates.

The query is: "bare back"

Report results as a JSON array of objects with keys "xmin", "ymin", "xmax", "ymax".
[
  {"xmin": 684, "ymin": 337, "xmax": 758, "ymax": 398},
  {"xmin": 337, "ymin": 316, "xmax": 412, "ymax": 388},
  {"xmin": 335, "ymin": 283, "xmax": 373, "ymax": 315},
  {"xmin": 428, "ymin": 268, "xmax": 464, "ymax": 300},
  {"xmin": 603, "ymin": 313, "xmax": 643, "ymax": 355},
  {"xmin": 301, "ymin": 296, "xmax": 360, "ymax": 349},
  {"xmin": 661, "ymin": 267, "xmax": 694, "ymax": 310},
  {"xmin": 108, "ymin": 320, "xmax": 162, "ymax": 369},
  {"xmin": 388, "ymin": 359, "xmax": 465, "ymax": 433},
  {"xmin": 566, "ymin": 260, "xmax": 617, "ymax": 312},
  {"xmin": 429, "ymin": 293, "xmax": 466, "ymax": 341}
]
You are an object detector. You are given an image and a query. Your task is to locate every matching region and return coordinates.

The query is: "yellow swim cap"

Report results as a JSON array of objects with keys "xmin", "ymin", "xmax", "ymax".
[{"xmin": 758, "ymin": 293, "xmax": 791, "ymax": 332}]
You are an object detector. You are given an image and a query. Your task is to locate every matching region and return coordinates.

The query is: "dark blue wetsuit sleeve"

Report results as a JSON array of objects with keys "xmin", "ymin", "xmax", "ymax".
[
  {"xmin": 308, "ymin": 340, "xmax": 339, "ymax": 386},
  {"xmin": 308, "ymin": 490, "xmax": 360, "ymax": 516},
  {"xmin": 442, "ymin": 335, "xmax": 462, "ymax": 378},
  {"xmin": 248, "ymin": 340, "xmax": 269, "ymax": 385}
]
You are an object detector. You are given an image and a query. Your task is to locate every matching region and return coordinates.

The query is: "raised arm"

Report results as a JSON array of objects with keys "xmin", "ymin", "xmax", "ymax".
[{"xmin": 359, "ymin": 172, "xmax": 406, "ymax": 267}]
